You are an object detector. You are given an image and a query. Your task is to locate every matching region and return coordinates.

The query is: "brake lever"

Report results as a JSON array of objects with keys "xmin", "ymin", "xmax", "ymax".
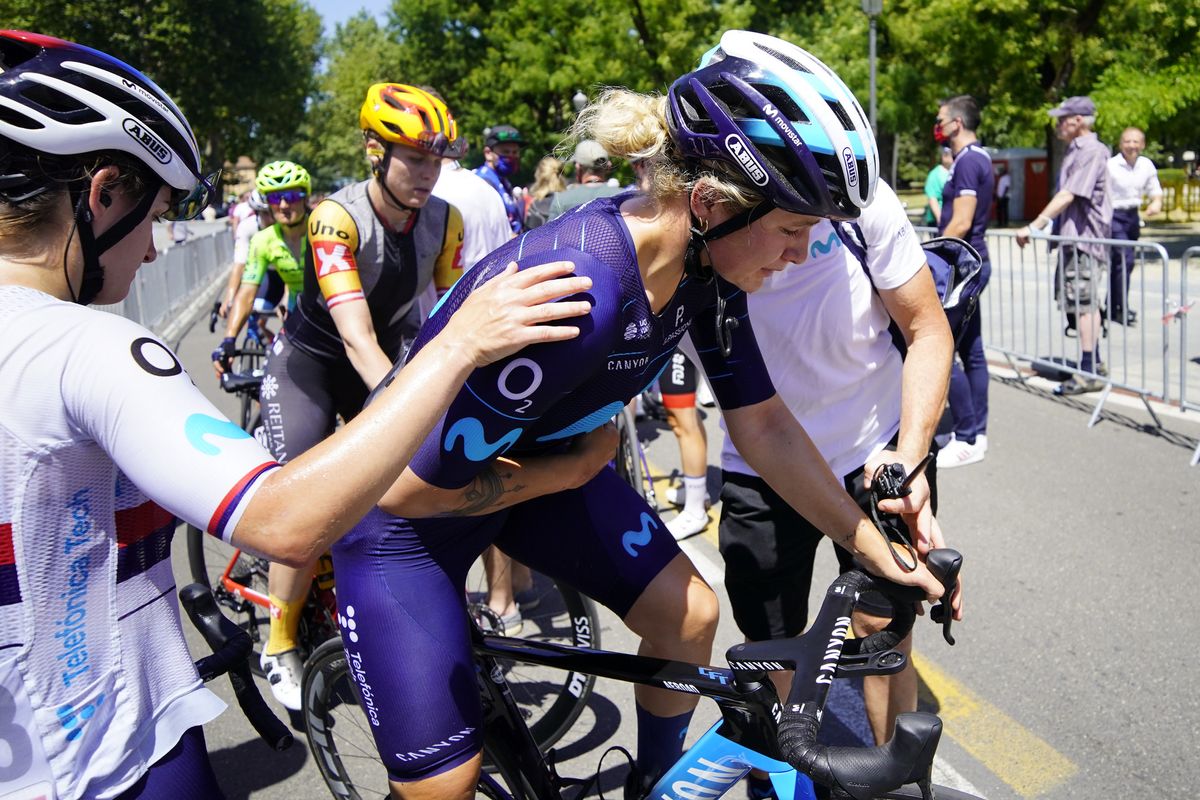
[{"xmin": 925, "ymin": 549, "xmax": 962, "ymax": 646}]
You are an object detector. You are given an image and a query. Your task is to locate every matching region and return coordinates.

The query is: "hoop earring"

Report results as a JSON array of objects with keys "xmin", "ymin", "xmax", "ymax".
[{"xmin": 697, "ymin": 216, "xmax": 709, "ymax": 234}]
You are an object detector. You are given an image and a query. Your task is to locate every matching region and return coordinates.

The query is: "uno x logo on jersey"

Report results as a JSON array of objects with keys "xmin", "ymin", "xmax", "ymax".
[{"xmin": 308, "ymin": 200, "xmax": 365, "ymax": 308}]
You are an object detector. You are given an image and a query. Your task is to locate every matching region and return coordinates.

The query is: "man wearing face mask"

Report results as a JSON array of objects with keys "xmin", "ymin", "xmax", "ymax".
[{"xmin": 475, "ymin": 123, "xmax": 526, "ymax": 233}]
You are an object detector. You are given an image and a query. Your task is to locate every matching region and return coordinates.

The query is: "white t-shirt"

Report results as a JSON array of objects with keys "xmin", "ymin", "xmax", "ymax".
[
  {"xmin": 232, "ymin": 213, "xmax": 261, "ymax": 265},
  {"xmin": 230, "ymin": 200, "xmax": 255, "ymax": 229},
  {"xmin": 718, "ymin": 180, "xmax": 927, "ymax": 479},
  {"xmin": 0, "ymin": 287, "xmax": 279, "ymax": 799},
  {"xmin": 433, "ymin": 161, "xmax": 513, "ymax": 271}
]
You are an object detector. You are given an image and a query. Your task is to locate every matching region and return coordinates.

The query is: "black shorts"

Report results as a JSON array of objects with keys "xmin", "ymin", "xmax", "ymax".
[
  {"xmin": 718, "ymin": 449, "xmax": 938, "ymax": 641},
  {"xmin": 659, "ymin": 349, "xmax": 697, "ymax": 409}
]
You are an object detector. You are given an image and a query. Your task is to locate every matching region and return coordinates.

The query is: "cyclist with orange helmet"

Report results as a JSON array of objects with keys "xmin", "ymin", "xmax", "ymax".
[{"xmin": 257, "ymin": 84, "xmax": 467, "ymax": 708}]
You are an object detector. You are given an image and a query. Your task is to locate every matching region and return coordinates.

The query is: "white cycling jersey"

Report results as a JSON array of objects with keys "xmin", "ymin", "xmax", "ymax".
[{"xmin": 0, "ymin": 286, "xmax": 279, "ymax": 799}]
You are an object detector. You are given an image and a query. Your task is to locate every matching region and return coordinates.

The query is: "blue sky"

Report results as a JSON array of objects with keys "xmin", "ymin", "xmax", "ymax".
[{"xmin": 307, "ymin": 0, "xmax": 391, "ymax": 36}]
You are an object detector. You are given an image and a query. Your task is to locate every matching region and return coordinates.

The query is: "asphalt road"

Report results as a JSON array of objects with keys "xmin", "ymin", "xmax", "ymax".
[{"xmin": 166, "ymin": 292, "xmax": 1200, "ymax": 800}]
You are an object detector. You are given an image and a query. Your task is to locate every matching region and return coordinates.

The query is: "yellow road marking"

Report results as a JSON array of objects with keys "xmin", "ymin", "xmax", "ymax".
[{"xmin": 912, "ymin": 651, "xmax": 1078, "ymax": 797}]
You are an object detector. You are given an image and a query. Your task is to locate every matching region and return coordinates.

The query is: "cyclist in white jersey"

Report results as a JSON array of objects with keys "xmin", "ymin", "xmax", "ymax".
[
  {"xmin": 218, "ymin": 190, "xmax": 269, "ymax": 318},
  {"xmin": 0, "ymin": 30, "xmax": 598, "ymax": 800}
]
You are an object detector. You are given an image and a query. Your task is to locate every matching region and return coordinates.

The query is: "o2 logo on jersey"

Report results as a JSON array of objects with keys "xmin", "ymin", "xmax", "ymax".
[
  {"xmin": 443, "ymin": 417, "xmax": 522, "ymax": 462},
  {"xmin": 314, "ymin": 242, "xmax": 352, "ymax": 277},
  {"xmin": 130, "ymin": 337, "xmax": 182, "ymax": 377},
  {"xmin": 497, "ymin": 358, "xmax": 542, "ymax": 414},
  {"xmin": 185, "ymin": 413, "xmax": 252, "ymax": 456},
  {"xmin": 621, "ymin": 512, "xmax": 659, "ymax": 558}
]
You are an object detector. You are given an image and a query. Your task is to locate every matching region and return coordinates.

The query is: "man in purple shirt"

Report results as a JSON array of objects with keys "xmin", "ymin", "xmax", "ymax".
[
  {"xmin": 936, "ymin": 94, "xmax": 993, "ymax": 468},
  {"xmin": 1016, "ymin": 95, "xmax": 1113, "ymax": 395}
]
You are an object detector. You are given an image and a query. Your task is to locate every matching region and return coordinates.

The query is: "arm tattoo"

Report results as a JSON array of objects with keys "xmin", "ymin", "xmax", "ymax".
[{"xmin": 438, "ymin": 464, "xmax": 527, "ymax": 517}]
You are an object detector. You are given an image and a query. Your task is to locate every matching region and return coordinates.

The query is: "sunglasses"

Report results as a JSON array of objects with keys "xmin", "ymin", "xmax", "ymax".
[
  {"xmin": 161, "ymin": 170, "xmax": 220, "ymax": 221},
  {"xmin": 266, "ymin": 189, "xmax": 307, "ymax": 205}
]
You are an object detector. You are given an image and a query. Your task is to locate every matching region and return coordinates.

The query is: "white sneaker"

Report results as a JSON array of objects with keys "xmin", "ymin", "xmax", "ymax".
[
  {"xmin": 936, "ymin": 438, "xmax": 985, "ymax": 469},
  {"xmin": 260, "ymin": 648, "xmax": 304, "ymax": 710},
  {"xmin": 976, "ymin": 434, "xmax": 988, "ymax": 453},
  {"xmin": 665, "ymin": 484, "xmax": 712, "ymax": 508},
  {"xmin": 666, "ymin": 508, "xmax": 709, "ymax": 540}
]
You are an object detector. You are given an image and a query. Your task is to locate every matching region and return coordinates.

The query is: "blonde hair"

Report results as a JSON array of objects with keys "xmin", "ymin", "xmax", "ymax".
[
  {"xmin": 567, "ymin": 87, "xmax": 764, "ymax": 211},
  {"xmin": 529, "ymin": 157, "xmax": 566, "ymax": 200}
]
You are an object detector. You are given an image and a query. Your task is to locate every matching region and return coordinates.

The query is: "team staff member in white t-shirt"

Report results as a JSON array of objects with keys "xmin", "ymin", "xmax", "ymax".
[{"xmin": 707, "ymin": 180, "xmax": 958, "ymax": 790}]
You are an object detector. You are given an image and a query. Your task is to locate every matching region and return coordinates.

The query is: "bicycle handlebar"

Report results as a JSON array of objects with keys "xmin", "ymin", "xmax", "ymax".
[
  {"xmin": 179, "ymin": 583, "xmax": 294, "ymax": 751},
  {"xmin": 727, "ymin": 549, "xmax": 962, "ymax": 799}
]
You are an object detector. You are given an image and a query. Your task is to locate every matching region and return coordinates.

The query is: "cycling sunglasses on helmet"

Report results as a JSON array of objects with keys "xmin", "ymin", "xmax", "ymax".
[
  {"xmin": 265, "ymin": 189, "xmax": 307, "ymax": 205},
  {"xmin": 161, "ymin": 171, "xmax": 220, "ymax": 221}
]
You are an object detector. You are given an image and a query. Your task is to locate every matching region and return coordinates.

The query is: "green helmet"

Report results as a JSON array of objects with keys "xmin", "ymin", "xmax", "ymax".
[{"xmin": 255, "ymin": 160, "xmax": 312, "ymax": 195}]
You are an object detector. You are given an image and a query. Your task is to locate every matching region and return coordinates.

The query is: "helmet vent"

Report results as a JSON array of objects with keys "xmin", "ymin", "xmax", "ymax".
[
  {"xmin": 825, "ymin": 100, "xmax": 855, "ymax": 132},
  {"xmin": 756, "ymin": 84, "xmax": 807, "ymax": 124},
  {"xmin": 20, "ymin": 83, "xmax": 102, "ymax": 123},
  {"xmin": 753, "ymin": 43, "xmax": 812, "ymax": 74},
  {"xmin": 0, "ymin": 104, "xmax": 41, "ymax": 130}
]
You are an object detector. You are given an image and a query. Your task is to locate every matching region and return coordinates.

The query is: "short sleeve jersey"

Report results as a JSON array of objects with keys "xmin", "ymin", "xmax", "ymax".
[
  {"xmin": 241, "ymin": 223, "xmax": 307, "ymax": 310},
  {"xmin": 284, "ymin": 179, "xmax": 465, "ymax": 360},
  {"xmin": 939, "ymin": 143, "xmax": 994, "ymax": 261},
  {"xmin": 0, "ymin": 287, "xmax": 279, "ymax": 799},
  {"xmin": 719, "ymin": 179, "xmax": 925, "ymax": 479},
  {"xmin": 399, "ymin": 193, "xmax": 776, "ymax": 490},
  {"xmin": 1057, "ymin": 132, "xmax": 1113, "ymax": 260},
  {"xmin": 232, "ymin": 214, "xmax": 259, "ymax": 265}
]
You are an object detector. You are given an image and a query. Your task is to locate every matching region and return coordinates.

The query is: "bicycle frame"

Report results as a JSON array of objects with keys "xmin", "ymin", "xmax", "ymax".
[{"xmin": 475, "ymin": 629, "xmax": 816, "ymax": 800}]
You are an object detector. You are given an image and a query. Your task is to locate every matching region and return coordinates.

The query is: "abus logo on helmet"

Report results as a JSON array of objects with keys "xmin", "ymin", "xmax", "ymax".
[
  {"xmin": 841, "ymin": 147, "xmax": 859, "ymax": 188},
  {"xmin": 123, "ymin": 118, "xmax": 171, "ymax": 164},
  {"xmin": 724, "ymin": 134, "xmax": 768, "ymax": 187}
]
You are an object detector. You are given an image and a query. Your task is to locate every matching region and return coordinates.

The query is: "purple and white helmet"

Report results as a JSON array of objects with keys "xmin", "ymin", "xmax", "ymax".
[
  {"xmin": 0, "ymin": 30, "xmax": 213, "ymax": 218},
  {"xmin": 667, "ymin": 30, "xmax": 879, "ymax": 220}
]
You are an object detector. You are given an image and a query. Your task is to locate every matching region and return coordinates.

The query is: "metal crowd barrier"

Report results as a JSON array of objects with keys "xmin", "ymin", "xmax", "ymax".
[
  {"xmin": 1181, "ymin": 246, "xmax": 1200, "ymax": 466},
  {"xmin": 96, "ymin": 230, "xmax": 231, "ymax": 336},
  {"xmin": 919, "ymin": 226, "xmax": 1200, "ymax": 465}
]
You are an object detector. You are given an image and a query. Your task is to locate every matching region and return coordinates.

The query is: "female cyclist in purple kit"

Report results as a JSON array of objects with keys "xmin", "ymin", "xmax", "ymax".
[
  {"xmin": 0, "ymin": 31, "xmax": 594, "ymax": 799},
  {"xmin": 332, "ymin": 30, "xmax": 949, "ymax": 800}
]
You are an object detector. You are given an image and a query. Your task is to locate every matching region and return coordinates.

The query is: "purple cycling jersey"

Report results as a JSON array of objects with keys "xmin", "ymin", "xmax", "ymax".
[{"xmin": 403, "ymin": 192, "xmax": 776, "ymax": 489}]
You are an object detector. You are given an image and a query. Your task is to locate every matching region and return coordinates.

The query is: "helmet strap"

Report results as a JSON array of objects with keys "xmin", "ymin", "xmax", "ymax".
[
  {"xmin": 65, "ymin": 177, "xmax": 162, "ymax": 306},
  {"xmin": 373, "ymin": 143, "xmax": 421, "ymax": 214}
]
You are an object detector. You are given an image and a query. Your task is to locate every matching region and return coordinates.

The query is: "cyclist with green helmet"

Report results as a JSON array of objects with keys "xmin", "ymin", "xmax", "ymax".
[{"xmin": 212, "ymin": 161, "xmax": 311, "ymax": 375}]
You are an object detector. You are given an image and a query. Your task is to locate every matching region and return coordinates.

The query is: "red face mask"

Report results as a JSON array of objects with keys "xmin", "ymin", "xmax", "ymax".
[{"xmin": 933, "ymin": 123, "xmax": 949, "ymax": 145}]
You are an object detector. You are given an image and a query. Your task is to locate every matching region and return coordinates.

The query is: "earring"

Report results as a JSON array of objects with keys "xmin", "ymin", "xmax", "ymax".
[{"xmin": 698, "ymin": 216, "xmax": 709, "ymax": 234}]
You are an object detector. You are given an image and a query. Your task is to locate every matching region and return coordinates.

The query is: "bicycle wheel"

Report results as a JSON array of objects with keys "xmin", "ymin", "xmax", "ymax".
[
  {"xmin": 302, "ymin": 638, "xmax": 390, "ymax": 800},
  {"xmin": 614, "ymin": 405, "xmax": 646, "ymax": 500},
  {"xmin": 464, "ymin": 568, "xmax": 599, "ymax": 752},
  {"xmin": 185, "ymin": 524, "xmax": 273, "ymax": 656}
]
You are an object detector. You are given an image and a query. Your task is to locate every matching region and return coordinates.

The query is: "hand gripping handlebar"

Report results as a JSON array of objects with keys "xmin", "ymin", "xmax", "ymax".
[
  {"xmin": 729, "ymin": 549, "xmax": 962, "ymax": 800},
  {"xmin": 180, "ymin": 583, "xmax": 294, "ymax": 751}
]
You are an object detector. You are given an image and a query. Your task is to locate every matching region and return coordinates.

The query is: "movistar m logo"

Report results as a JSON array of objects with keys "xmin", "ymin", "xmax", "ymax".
[
  {"xmin": 842, "ymin": 147, "xmax": 859, "ymax": 188},
  {"xmin": 185, "ymin": 413, "xmax": 251, "ymax": 455},
  {"xmin": 724, "ymin": 134, "xmax": 768, "ymax": 187},
  {"xmin": 443, "ymin": 417, "xmax": 521, "ymax": 461},
  {"xmin": 809, "ymin": 231, "xmax": 842, "ymax": 259},
  {"xmin": 622, "ymin": 512, "xmax": 658, "ymax": 557}
]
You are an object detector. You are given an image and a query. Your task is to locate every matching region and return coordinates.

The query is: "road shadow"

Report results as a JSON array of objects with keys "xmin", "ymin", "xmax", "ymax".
[
  {"xmin": 209, "ymin": 736, "xmax": 309, "ymax": 800},
  {"xmin": 995, "ymin": 374, "xmax": 1200, "ymax": 454}
]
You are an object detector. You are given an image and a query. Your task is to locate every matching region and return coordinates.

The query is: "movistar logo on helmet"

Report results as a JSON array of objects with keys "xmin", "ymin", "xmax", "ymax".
[
  {"xmin": 841, "ymin": 147, "xmax": 859, "ymax": 188},
  {"xmin": 123, "ymin": 118, "xmax": 171, "ymax": 164},
  {"xmin": 725, "ymin": 134, "xmax": 768, "ymax": 187},
  {"xmin": 761, "ymin": 103, "xmax": 803, "ymax": 150}
]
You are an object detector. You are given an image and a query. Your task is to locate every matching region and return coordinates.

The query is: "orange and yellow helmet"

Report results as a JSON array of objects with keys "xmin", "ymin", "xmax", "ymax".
[{"xmin": 360, "ymin": 83, "xmax": 465, "ymax": 159}]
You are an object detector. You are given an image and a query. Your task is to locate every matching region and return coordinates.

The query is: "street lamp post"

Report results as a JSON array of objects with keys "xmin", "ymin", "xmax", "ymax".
[{"xmin": 861, "ymin": 0, "xmax": 882, "ymax": 134}]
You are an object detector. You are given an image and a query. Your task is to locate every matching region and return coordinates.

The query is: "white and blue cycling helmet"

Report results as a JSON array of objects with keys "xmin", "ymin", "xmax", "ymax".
[{"xmin": 667, "ymin": 30, "xmax": 879, "ymax": 221}]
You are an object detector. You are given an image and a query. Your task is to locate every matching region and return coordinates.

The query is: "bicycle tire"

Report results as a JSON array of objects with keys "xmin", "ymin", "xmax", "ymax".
[
  {"xmin": 302, "ymin": 578, "xmax": 600, "ymax": 799},
  {"xmin": 614, "ymin": 405, "xmax": 646, "ymax": 500},
  {"xmin": 185, "ymin": 523, "xmax": 273, "ymax": 658},
  {"xmin": 474, "ymin": 578, "xmax": 600, "ymax": 752}
]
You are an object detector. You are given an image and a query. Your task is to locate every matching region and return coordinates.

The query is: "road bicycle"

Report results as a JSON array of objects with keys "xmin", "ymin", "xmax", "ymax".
[{"xmin": 300, "ymin": 544, "xmax": 970, "ymax": 800}]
